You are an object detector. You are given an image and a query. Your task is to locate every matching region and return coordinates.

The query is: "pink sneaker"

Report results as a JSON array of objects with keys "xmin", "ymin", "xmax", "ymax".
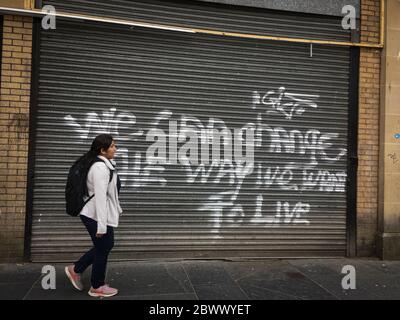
[
  {"xmin": 88, "ymin": 284, "xmax": 118, "ymax": 298},
  {"xmin": 65, "ymin": 265, "xmax": 84, "ymax": 291}
]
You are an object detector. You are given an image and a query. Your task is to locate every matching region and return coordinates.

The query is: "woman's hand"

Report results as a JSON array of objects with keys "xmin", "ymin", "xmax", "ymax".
[{"xmin": 96, "ymin": 233, "xmax": 104, "ymax": 238}]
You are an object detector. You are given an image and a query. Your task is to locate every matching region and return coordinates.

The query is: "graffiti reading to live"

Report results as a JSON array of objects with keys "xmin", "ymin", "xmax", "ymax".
[{"xmin": 64, "ymin": 87, "xmax": 347, "ymax": 237}]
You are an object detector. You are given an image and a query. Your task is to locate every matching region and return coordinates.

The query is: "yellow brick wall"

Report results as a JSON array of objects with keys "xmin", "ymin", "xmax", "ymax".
[
  {"xmin": 0, "ymin": 1, "xmax": 29, "ymax": 10},
  {"xmin": 0, "ymin": 15, "xmax": 32, "ymax": 262},
  {"xmin": 357, "ymin": 0, "xmax": 381, "ymax": 256}
]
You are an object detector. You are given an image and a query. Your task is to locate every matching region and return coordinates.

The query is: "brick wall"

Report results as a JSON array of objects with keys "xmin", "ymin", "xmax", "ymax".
[
  {"xmin": 357, "ymin": 0, "xmax": 381, "ymax": 256},
  {"xmin": 0, "ymin": 15, "xmax": 32, "ymax": 262}
]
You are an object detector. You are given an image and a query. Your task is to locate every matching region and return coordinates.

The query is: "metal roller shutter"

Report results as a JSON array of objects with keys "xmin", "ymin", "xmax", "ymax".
[{"xmin": 30, "ymin": 0, "xmax": 351, "ymax": 261}]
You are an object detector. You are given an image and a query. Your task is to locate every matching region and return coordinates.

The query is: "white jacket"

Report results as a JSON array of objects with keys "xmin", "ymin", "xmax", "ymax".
[{"xmin": 80, "ymin": 155, "xmax": 123, "ymax": 234}]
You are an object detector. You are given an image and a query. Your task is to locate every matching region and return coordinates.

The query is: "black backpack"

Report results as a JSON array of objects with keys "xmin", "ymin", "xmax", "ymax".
[{"xmin": 65, "ymin": 158, "xmax": 120, "ymax": 217}]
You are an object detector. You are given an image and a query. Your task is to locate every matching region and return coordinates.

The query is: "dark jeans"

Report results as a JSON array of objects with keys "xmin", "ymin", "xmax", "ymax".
[{"xmin": 74, "ymin": 215, "xmax": 114, "ymax": 289}]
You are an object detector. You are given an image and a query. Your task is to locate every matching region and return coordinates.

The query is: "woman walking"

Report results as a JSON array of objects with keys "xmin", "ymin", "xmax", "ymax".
[{"xmin": 65, "ymin": 134, "xmax": 122, "ymax": 298}]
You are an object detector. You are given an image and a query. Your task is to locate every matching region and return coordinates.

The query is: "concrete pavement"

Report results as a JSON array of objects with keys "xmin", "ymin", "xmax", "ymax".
[{"xmin": 0, "ymin": 258, "xmax": 399, "ymax": 300}]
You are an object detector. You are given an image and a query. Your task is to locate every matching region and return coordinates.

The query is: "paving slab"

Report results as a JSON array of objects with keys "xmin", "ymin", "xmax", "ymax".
[
  {"xmin": 192, "ymin": 283, "xmax": 249, "ymax": 300},
  {"xmin": 182, "ymin": 261, "xmax": 236, "ymax": 287},
  {"xmin": 108, "ymin": 262, "xmax": 195, "ymax": 296},
  {"xmin": 237, "ymin": 284, "xmax": 301, "ymax": 300},
  {"xmin": 0, "ymin": 263, "xmax": 41, "ymax": 284}
]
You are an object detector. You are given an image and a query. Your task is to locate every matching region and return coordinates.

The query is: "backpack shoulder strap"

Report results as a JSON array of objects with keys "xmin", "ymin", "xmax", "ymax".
[{"xmin": 93, "ymin": 158, "xmax": 113, "ymax": 184}]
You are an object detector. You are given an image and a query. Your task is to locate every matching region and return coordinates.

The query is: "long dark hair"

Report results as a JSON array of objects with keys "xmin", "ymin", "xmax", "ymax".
[{"xmin": 76, "ymin": 134, "xmax": 114, "ymax": 169}]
